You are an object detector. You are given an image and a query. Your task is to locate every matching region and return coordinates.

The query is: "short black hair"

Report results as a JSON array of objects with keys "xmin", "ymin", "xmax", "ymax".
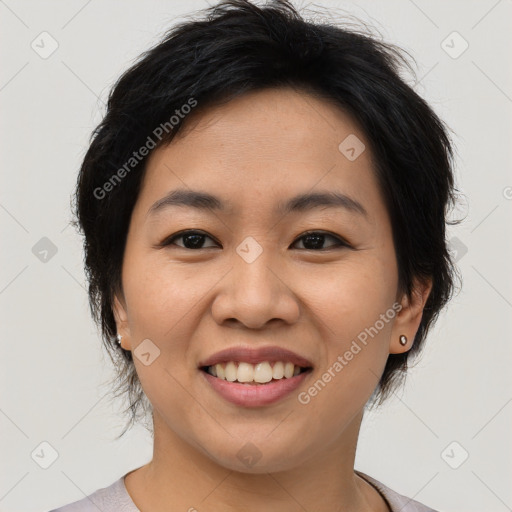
[{"xmin": 72, "ymin": 0, "xmax": 461, "ymax": 437}]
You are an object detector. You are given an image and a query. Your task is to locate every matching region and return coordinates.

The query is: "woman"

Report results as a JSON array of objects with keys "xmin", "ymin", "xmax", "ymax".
[{"xmin": 51, "ymin": 0, "xmax": 459, "ymax": 510}]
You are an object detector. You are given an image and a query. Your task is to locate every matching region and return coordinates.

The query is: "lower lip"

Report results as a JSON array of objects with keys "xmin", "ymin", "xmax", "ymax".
[{"xmin": 201, "ymin": 370, "xmax": 311, "ymax": 407}]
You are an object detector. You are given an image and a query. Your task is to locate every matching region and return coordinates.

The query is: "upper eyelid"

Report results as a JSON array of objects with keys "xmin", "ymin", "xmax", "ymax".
[{"xmin": 164, "ymin": 229, "xmax": 219, "ymax": 245}]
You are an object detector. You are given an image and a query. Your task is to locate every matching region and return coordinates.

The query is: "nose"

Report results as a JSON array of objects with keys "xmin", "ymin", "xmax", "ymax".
[{"xmin": 211, "ymin": 244, "xmax": 300, "ymax": 330}]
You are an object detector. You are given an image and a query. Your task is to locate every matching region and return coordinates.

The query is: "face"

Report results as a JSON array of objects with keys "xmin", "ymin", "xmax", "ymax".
[{"xmin": 114, "ymin": 87, "xmax": 430, "ymax": 473}]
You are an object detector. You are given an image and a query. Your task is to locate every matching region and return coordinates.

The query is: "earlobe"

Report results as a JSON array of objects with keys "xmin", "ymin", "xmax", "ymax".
[
  {"xmin": 112, "ymin": 293, "xmax": 131, "ymax": 348},
  {"xmin": 389, "ymin": 277, "xmax": 433, "ymax": 354}
]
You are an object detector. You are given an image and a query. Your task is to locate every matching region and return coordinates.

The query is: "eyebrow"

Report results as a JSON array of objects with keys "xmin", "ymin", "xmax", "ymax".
[{"xmin": 146, "ymin": 188, "xmax": 368, "ymax": 219}]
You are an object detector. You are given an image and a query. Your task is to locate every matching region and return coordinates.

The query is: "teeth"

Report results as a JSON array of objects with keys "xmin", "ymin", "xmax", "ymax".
[
  {"xmin": 284, "ymin": 362, "xmax": 294, "ymax": 379},
  {"xmin": 237, "ymin": 362, "xmax": 254, "ymax": 383},
  {"xmin": 272, "ymin": 361, "xmax": 284, "ymax": 379},
  {"xmin": 225, "ymin": 361, "xmax": 237, "ymax": 382},
  {"xmin": 215, "ymin": 363, "xmax": 225, "ymax": 380},
  {"xmin": 206, "ymin": 361, "xmax": 306, "ymax": 383},
  {"xmin": 254, "ymin": 362, "xmax": 273, "ymax": 383}
]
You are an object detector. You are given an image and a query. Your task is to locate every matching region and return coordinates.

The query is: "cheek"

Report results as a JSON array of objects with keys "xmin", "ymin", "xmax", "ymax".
[
  {"xmin": 298, "ymin": 253, "xmax": 397, "ymax": 411},
  {"xmin": 304, "ymin": 248, "xmax": 398, "ymax": 336},
  {"xmin": 122, "ymin": 247, "xmax": 209, "ymax": 338},
  {"xmin": 298, "ymin": 312, "xmax": 392, "ymax": 434}
]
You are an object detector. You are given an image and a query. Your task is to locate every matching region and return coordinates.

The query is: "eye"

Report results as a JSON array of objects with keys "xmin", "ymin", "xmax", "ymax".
[
  {"xmin": 159, "ymin": 229, "xmax": 350, "ymax": 251},
  {"xmin": 161, "ymin": 230, "xmax": 220, "ymax": 250},
  {"xmin": 291, "ymin": 231, "xmax": 350, "ymax": 251}
]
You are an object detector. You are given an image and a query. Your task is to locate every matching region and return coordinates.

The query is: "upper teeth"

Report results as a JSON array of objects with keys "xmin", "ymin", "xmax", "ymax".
[{"xmin": 207, "ymin": 361, "xmax": 303, "ymax": 383}]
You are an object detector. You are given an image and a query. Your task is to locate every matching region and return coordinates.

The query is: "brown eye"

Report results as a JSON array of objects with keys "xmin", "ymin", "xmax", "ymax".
[
  {"xmin": 292, "ymin": 231, "xmax": 349, "ymax": 251},
  {"xmin": 162, "ymin": 230, "xmax": 219, "ymax": 249},
  {"xmin": 160, "ymin": 229, "xmax": 350, "ymax": 251}
]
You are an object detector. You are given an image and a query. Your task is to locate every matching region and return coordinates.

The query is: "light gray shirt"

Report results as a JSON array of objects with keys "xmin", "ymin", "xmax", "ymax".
[{"xmin": 49, "ymin": 469, "xmax": 439, "ymax": 511}]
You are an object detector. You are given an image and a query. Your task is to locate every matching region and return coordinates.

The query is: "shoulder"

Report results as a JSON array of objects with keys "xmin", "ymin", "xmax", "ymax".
[
  {"xmin": 48, "ymin": 476, "xmax": 139, "ymax": 512},
  {"xmin": 355, "ymin": 470, "xmax": 440, "ymax": 512}
]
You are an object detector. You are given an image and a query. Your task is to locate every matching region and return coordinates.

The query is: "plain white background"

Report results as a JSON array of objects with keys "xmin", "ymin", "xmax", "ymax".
[{"xmin": 0, "ymin": 1, "xmax": 511, "ymax": 511}]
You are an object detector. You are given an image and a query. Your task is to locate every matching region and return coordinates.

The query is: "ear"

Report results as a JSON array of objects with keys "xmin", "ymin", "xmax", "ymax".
[
  {"xmin": 112, "ymin": 291, "xmax": 132, "ymax": 350},
  {"xmin": 389, "ymin": 277, "xmax": 433, "ymax": 355}
]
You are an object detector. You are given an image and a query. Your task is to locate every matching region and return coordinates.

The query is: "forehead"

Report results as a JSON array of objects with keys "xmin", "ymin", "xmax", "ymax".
[{"xmin": 136, "ymin": 87, "xmax": 385, "ymax": 223}]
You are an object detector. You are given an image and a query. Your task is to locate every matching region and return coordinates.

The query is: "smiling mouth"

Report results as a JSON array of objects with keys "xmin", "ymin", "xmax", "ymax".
[{"xmin": 200, "ymin": 361, "xmax": 312, "ymax": 385}]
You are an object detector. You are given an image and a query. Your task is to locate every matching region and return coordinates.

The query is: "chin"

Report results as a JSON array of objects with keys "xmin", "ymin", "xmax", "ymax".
[
  {"xmin": 210, "ymin": 451, "xmax": 305, "ymax": 475},
  {"xmin": 193, "ymin": 431, "xmax": 313, "ymax": 474}
]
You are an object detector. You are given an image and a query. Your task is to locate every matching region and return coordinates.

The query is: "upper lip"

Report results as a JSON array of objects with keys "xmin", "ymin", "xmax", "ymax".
[{"xmin": 198, "ymin": 345, "xmax": 313, "ymax": 368}]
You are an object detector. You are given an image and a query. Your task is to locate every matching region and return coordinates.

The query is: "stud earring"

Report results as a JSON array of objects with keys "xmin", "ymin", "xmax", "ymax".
[
  {"xmin": 399, "ymin": 334, "xmax": 407, "ymax": 346},
  {"xmin": 116, "ymin": 334, "xmax": 123, "ymax": 345}
]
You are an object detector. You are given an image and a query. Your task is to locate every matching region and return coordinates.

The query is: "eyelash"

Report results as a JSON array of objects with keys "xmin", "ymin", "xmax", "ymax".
[{"xmin": 159, "ymin": 229, "xmax": 351, "ymax": 251}]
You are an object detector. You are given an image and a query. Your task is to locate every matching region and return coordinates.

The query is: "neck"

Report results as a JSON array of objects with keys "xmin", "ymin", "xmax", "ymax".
[{"xmin": 124, "ymin": 409, "xmax": 387, "ymax": 512}]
